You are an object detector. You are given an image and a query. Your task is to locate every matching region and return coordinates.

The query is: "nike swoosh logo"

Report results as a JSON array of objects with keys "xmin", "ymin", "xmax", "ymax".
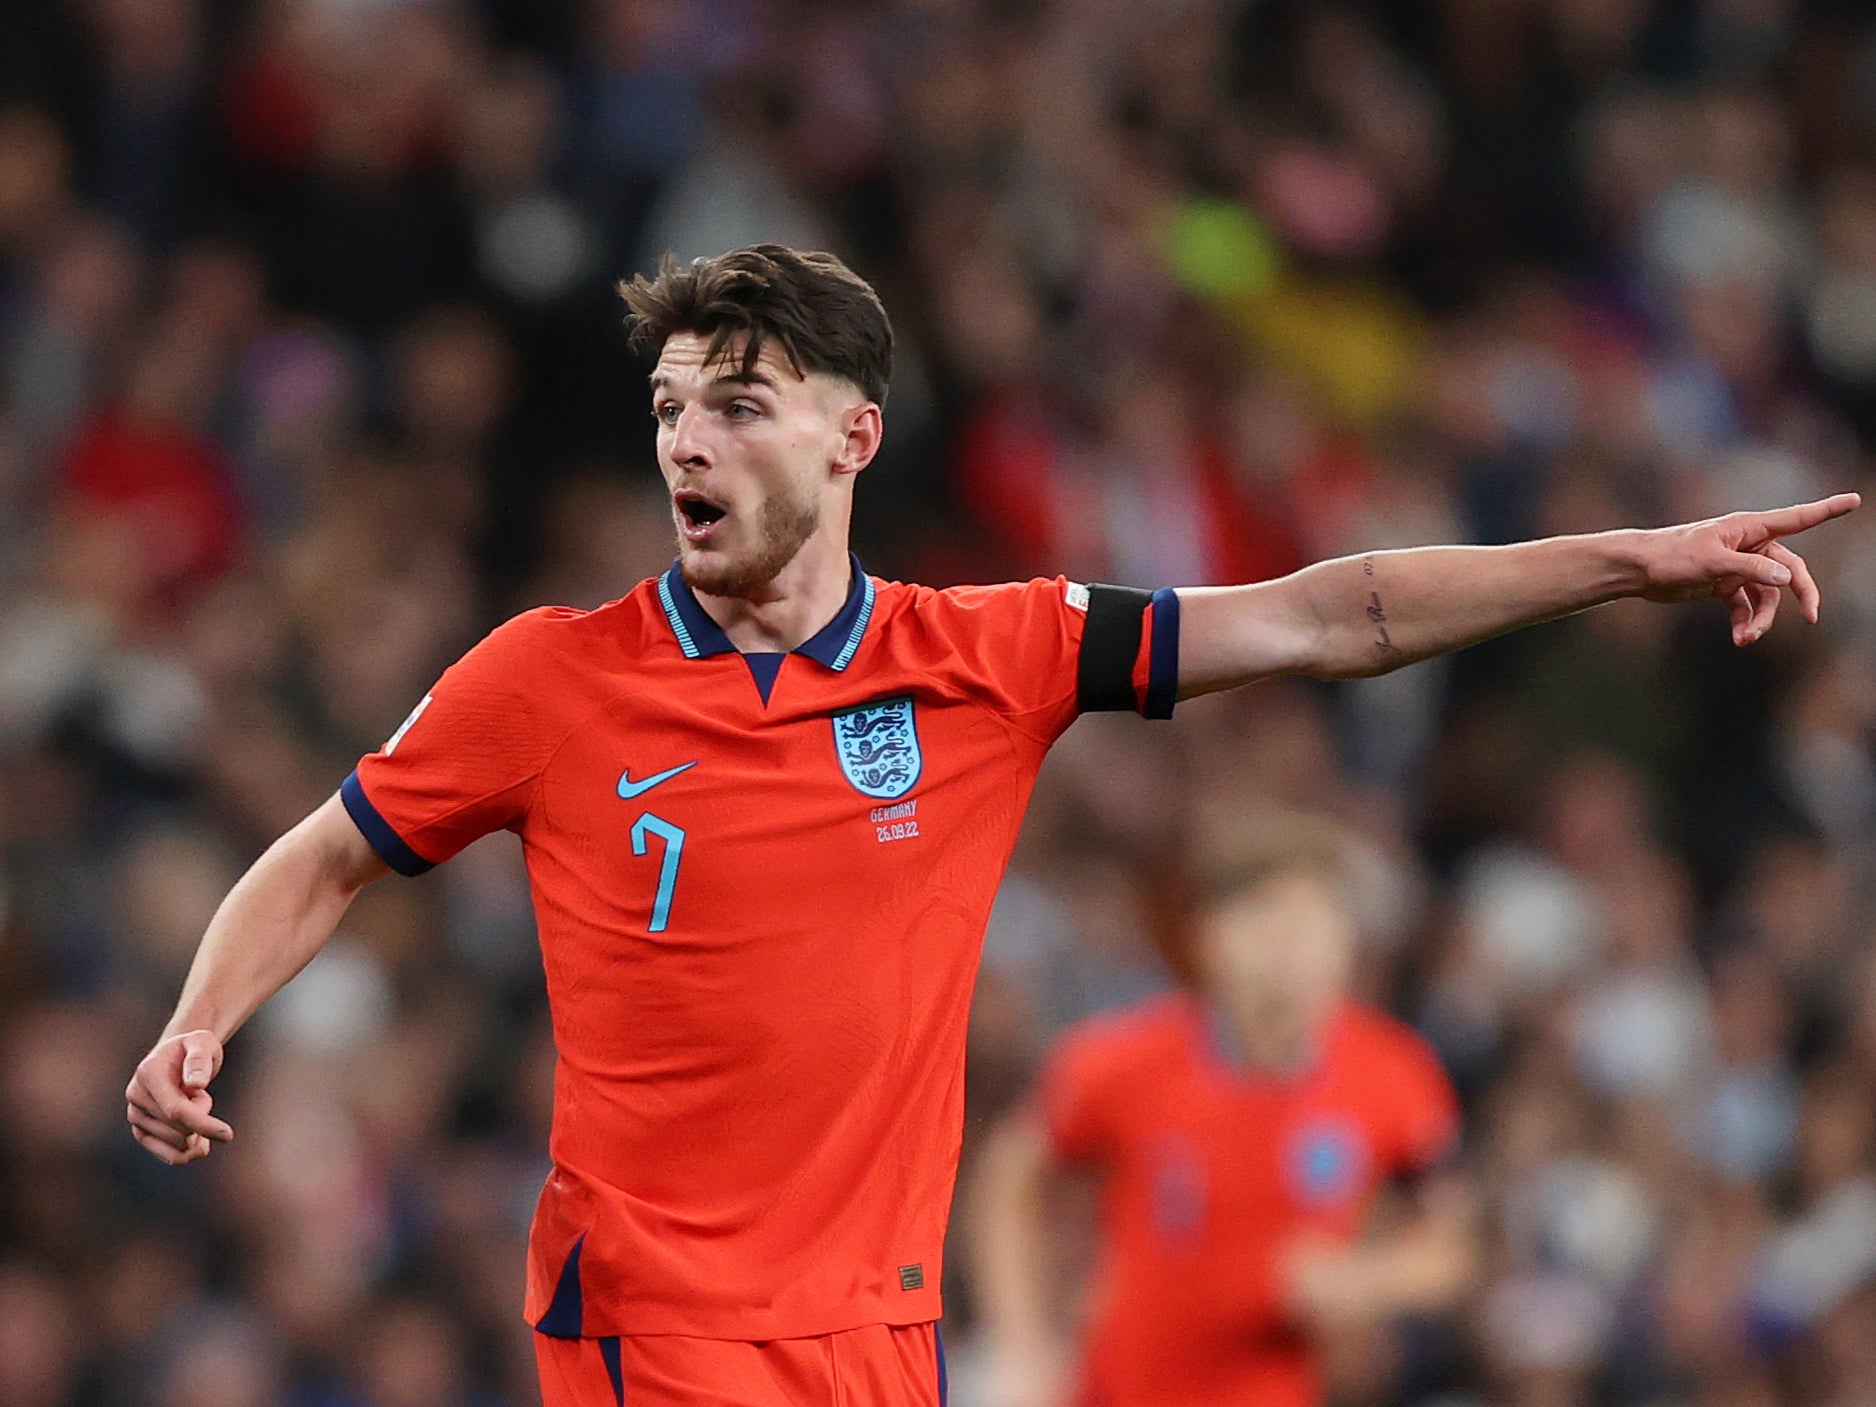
[{"xmin": 617, "ymin": 761, "xmax": 698, "ymax": 799}]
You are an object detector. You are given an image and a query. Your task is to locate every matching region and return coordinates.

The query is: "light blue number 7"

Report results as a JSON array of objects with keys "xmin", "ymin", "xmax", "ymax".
[{"xmin": 631, "ymin": 813, "xmax": 686, "ymax": 933}]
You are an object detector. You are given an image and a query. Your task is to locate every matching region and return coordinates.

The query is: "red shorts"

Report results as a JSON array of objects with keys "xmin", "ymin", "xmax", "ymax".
[{"xmin": 534, "ymin": 1322, "xmax": 947, "ymax": 1407}]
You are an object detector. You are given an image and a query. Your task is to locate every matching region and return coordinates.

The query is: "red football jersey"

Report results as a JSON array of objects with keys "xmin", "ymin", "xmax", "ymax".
[
  {"xmin": 1042, "ymin": 994, "xmax": 1459, "ymax": 1407},
  {"xmin": 344, "ymin": 561, "xmax": 1175, "ymax": 1340}
]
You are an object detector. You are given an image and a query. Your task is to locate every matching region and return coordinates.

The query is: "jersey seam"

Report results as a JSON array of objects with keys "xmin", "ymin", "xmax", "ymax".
[
  {"xmin": 983, "ymin": 607, "xmax": 1080, "ymax": 747},
  {"xmin": 986, "ymin": 684, "xmax": 1077, "ymax": 748},
  {"xmin": 379, "ymin": 607, "xmax": 591, "ymax": 850},
  {"xmin": 993, "ymin": 584, "xmax": 1103, "ymax": 743}
]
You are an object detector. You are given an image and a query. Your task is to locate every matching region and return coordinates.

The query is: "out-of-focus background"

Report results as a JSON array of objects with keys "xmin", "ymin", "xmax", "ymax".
[{"xmin": 3, "ymin": 0, "xmax": 1876, "ymax": 1403}]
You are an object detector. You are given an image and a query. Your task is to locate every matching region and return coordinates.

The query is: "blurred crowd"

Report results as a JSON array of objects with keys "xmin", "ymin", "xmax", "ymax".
[{"xmin": 4, "ymin": 0, "xmax": 1876, "ymax": 1404}]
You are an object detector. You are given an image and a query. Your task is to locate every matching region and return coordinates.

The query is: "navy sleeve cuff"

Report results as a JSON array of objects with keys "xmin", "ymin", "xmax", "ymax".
[
  {"xmin": 341, "ymin": 770, "xmax": 436, "ymax": 876},
  {"xmin": 1144, "ymin": 588, "xmax": 1180, "ymax": 720}
]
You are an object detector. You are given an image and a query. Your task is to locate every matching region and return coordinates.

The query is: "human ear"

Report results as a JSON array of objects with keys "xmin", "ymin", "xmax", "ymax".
[{"xmin": 834, "ymin": 402, "xmax": 883, "ymax": 478}]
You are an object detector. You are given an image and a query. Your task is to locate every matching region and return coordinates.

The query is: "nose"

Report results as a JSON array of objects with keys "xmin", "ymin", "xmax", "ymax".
[{"xmin": 668, "ymin": 403, "xmax": 712, "ymax": 472}]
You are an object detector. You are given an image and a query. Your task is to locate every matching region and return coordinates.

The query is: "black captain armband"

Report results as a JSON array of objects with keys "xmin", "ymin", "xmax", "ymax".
[{"xmin": 1076, "ymin": 584, "xmax": 1181, "ymax": 719}]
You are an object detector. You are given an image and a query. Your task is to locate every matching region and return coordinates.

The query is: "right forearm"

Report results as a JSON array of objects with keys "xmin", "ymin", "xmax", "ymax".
[
  {"xmin": 128, "ymin": 794, "xmax": 384, "ymax": 1167},
  {"xmin": 166, "ymin": 804, "xmax": 379, "ymax": 1041}
]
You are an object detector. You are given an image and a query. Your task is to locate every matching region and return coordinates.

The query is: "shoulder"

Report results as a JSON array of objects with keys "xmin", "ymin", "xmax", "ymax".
[
  {"xmin": 1050, "ymin": 993, "xmax": 1192, "ymax": 1073},
  {"xmin": 1336, "ymin": 1003, "xmax": 1461, "ymax": 1167},
  {"xmin": 876, "ymin": 575, "xmax": 1084, "ymax": 619},
  {"xmin": 1338, "ymin": 1002, "xmax": 1432, "ymax": 1056},
  {"xmin": 868, "ymin": 576, "xmax": 1087, "ymax": 659},
  {"xmin": 1336, "ymin": 1003, "xmax": 1452, "ymax": 1093},
  {"xmin": 473, "ymin": 581, "xmax": 663, "ymax": 668},
  {"xmin": 1041, "ymin": 995, "xmax": 1192, "ymax": 1155},
  {"xmin": 487, "ymin": 602, "xmax": 588, "ymax": 646}
]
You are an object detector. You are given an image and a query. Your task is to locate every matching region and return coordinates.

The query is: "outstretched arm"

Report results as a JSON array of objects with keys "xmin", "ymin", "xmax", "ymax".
[
  {"xmin": 124, "ymin": 793, "xmax": 388, "ymax": 1165},
  {"xmin": 1177, "ymin": 494, "xmax": 1860, "ymax": 695}
]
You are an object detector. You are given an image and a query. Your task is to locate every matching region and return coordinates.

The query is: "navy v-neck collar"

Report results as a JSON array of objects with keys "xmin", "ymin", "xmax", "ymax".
[{"xmin": 656, "ymin": 555, "xmax": 877, "ymax": 692}]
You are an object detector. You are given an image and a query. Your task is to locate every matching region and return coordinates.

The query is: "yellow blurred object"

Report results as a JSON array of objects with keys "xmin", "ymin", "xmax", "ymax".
[
  {"xmin": 1153, "ymin": 195, "xmax": 1425, "ymax": 427},
  {"xmin": 1233, "ymin": 275, "xmax": 1425, "ymax": 428}
]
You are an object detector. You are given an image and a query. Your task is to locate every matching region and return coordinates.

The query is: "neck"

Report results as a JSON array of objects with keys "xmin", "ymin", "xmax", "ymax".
[
  {"xmin": 693, "ymin": 527, "xmax": 854, "ymax": 653},
  {"xmin": 1211, "ymin": 993, "xmax": 1323, "ymax": 1075}
]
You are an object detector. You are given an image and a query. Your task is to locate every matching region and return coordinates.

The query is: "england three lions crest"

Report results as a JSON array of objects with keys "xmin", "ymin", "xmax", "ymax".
[{"xmin": 832, "ymin": 697, "xmax": 922, "ymax": 800}]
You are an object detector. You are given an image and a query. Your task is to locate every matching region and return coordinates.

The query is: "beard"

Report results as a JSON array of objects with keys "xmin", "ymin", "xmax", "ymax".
[{"xmin": 678, "ymin": 483, "xmax": 822, "ymax": 599}]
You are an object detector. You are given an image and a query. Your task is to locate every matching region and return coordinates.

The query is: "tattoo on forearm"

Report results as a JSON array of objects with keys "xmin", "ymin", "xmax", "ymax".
[{"xmin": 1362, "ymin": 558, "xmax": 1398, "ymax": 653}]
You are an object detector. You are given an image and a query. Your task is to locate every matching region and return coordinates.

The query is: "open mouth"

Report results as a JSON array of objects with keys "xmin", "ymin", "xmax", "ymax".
[{"xmin": 674, "ymin": 489, "xmax": 728, "ymax": 542}]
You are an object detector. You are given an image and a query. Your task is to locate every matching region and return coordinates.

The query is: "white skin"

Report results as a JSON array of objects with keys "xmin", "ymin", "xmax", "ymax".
[
  {"xmin": 128, "ymin": 318, "xmax": 1857, "ymax": 1166},
  {"xmin": 1194, "ymin": 872, "xmax": 1356, "ymax": 1073},
  {"xmin": 651, "ymin": 331, "xmax": 882, "ymax": 647},
  {"xmin": 970, "ymin": 873, "xmax": 1478, "ymax": 1407}
]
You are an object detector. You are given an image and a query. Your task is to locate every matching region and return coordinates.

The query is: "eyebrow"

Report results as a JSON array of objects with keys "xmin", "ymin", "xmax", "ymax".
[{"xmin": 648, "ymin": 369, "xmax": 779, "ymax": 392}]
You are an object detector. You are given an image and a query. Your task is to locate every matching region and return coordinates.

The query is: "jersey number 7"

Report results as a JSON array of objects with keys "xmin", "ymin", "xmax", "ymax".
[{"xmin": 630, "ymin": 813, "xmax": 686, "ymax": 932}]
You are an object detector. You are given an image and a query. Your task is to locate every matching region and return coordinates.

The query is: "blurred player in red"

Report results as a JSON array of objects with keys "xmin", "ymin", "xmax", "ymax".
[
  {"xmin": 123, "ymin": 243, "xmax": 1854, "ymax": 1406},
  {"xmin": 973, "ymin": 817, "xmax": 1474, "ymax": 1407}
]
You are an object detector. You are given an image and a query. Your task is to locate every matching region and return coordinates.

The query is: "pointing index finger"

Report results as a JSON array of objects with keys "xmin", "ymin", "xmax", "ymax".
[{"xmin": 1751, "ymin": 493, "xmax": 1862, "ymax": 539}]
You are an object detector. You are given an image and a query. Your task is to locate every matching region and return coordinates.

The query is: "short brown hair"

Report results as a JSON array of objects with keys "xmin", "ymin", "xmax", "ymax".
[
  {"xmin": 1191, "ymin": 809, "xmax": 1351, "ymax": 909},
  {"xmin": 1152, "ymin": 810, "xmax": 1353, "ymax": 988},
  {"xmin": 618, "ymin": 244, "xmax": 893, "ymax": 405}
]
